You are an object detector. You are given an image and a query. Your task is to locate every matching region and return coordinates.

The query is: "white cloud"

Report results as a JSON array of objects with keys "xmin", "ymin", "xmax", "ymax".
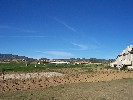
[
  {"xmin": 36, "ymin": 51, "xmax": 73, "ymax": 57},
  {"xmin": 89, "ymin": 38, "xmax": 101, "ymax": 46},
  {"xmin": 0, "ymin": 25, "xmax": 39, "ymax": 33},
  {"xmin": 72, "ymin": 43, "xmax": 88, "ymax": 50},
  {"xmin": 0, "ymin": 36, "xmax": 47, "ymax": 38},
  {"xmin": 87, "ymin": 44, "xmax": 99, "ymax": 50},
  {"xmin": 50, "ymin": 17, "xmax": 78, "ymax": 33},
  {"xmin": 0, "ymin": 25, "xmax": 19, "ymax": 30}
]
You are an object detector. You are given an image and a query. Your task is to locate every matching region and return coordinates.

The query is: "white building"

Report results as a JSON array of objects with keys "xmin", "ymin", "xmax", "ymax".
[
  {"xmin": 50, "ymin": 61, "xmax": 70, "ymax": 64},
  {"xmin": 110, "ymin": 45, "xmax": 133, "ymax": 69}
]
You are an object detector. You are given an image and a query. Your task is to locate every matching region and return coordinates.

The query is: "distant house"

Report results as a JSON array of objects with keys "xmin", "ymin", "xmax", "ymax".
[
  {"xmin": 110, "ymin": 45, "xmax": 133, "ymax": 69},
  {"xmin": 74, "ymin": 61, "xmax": 89, "ymax": 65},
  {"xmin": 38, "ymin": 58, "xmax": 50, "ymax": 64},
  {"xmin": 50, "ymin": 61, "xmax": 70, "ymax": 64}
]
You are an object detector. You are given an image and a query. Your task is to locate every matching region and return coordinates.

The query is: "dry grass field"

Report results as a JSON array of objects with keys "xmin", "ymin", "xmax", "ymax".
[
  {"xmin": 1, "ymin": 65, "xmax": 133, "ymax": 100},
  {"xmin": 1, "ymin": 78, "xmax": 133, "ymax": 100}
]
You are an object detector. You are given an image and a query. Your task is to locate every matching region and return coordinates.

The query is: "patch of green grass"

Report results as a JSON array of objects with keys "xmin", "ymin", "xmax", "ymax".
[
  {"xmin": 85, "ymin": 64, "xmax": 104, "ymax": 68},
  {"xmin": 0, "ymin": 63, "xmax": 46, "ymax": 72},
  {"xmin": 105, "ymin": 66, "xmax": 118, "ymax": 70},
  {"xmin": 0, "ymin": 63, "xmax": 105, "ymax": 73}
]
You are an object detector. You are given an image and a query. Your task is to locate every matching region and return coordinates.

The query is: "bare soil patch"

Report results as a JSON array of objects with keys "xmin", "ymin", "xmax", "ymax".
[
  {"xmin": 1, "ymin": 78, "xmax": 133, "ymax": 100},
  {"xmin": 1, "ymin": 67, "xmax": 133, "ymax": 100}
]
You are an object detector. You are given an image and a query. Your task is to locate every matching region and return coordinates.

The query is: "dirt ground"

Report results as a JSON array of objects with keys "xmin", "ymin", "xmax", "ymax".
[
  {"xmin": 1, "ymin": 67, "xmax": 133, "ymax": 100},
  {"xmin": 0, "ymin": 78, "xmax": 133, "ymax": 100}
]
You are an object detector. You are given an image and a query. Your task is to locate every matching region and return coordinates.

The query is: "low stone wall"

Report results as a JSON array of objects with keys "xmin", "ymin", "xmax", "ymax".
[{"xmin": 0, "ymin": 70, "xmax": 133, "ymax": 92}]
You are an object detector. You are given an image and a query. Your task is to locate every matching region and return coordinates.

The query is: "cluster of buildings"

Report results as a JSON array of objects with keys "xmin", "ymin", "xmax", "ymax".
[
  {"xmin": 38, "ymin": 58, "xmax": 90, "ymax": 65},
  {"xmin": 35, "ymin": 58, "xmax": 112, "ymax": 65},
  {"xmin": 2, "ymin": 45, "xmax": 133, "ymax": 69},
  {"xmin": 0, "ymin": 54, "xmax": 112, "ymax": 65},
  {"xmin": 110, "ymin": 45, "xmax": 133, "ymax": 69}
]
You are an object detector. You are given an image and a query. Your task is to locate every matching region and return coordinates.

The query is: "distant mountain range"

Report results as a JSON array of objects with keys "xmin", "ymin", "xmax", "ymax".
[
  {"xmin": 0, "ymin": 53, "xmax": 35, "ymax": 60},
  {"xmin": 0, "ymin": 53, "xmax": 115, "ymax": 63}
]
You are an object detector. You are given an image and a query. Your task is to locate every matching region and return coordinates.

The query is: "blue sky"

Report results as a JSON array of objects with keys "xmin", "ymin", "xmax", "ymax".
[{"xmin": 0, "ymin": 0, "xmax": 133, "ymax": 59}]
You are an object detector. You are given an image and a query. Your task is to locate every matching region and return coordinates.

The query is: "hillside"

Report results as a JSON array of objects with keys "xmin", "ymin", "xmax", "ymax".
[{"xmin": 0, "ymin": 53, "xmax": 34, "ymax": 60}]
